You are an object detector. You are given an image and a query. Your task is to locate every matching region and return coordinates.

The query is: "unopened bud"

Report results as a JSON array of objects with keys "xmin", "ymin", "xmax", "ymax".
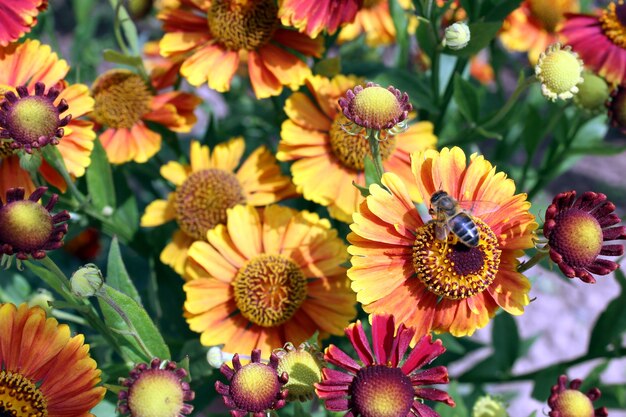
[
  {"xmin": 28, "ymin": 290, "xmax": 54, "ymax": 314},
  {"xmin": 207, "ymin": 346, "xmax": 235, "ymax": 368},
  {"xmin": 70, "ymin": 263, "xmax": 104, "ymax": 297},
  {"xmin": 443, "ymin": 22, "xmax": 471, "ymax": 50},
  {"xmin": 472, "ymin": 395, "xmax": 508, "ymax": 417}
]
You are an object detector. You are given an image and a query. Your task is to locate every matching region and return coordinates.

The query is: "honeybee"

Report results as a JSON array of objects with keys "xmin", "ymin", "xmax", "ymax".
[{"xmin": 429, "ymin": 190, "xmax": 481, "ymax": 247}]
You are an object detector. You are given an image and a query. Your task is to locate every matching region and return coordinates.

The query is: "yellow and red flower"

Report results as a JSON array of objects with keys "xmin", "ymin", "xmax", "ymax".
[
  {"xmin": 500, "ymin": 0, "xmax": 579, "ymax": 64},
  {"xmin": 91, "ymin": 69, "xmax": 200, "ymax": 164},
  {"xmin": 348, "ymin": 147, "xmax": 537, "ymax": 339},
  {"xmin": 278, "ymin": 0, "xmax": 361, "ymax": 38},
  {"xmin": 0, "ymin": 39, "xmax": 95, "ymax": 196},
  {"xmin": 183, "ymin": 204, "xmax": 356, "ymax": 355},
  {"xmin": 141, "ymin": 138, "xmax": 296, "ymax": 275},
  {"xmin": 278, "ymin": 75, "xmax": 436, "ymax": 223},
  {"xmin": 0, "ymin": 0, "xmax": 48, "ymax": 47},
  {"xmin": 158, "ymin": 0, "xmax": 323, "ymax": 99},
  {"xmin": 0, "ymin": 303, "xmax": 106, "ymax": 417},
  {"xmin": 560, "ymin": 1, "xmax": 626, "ymax": 86},
  {"xmin": 548, "ymin": 375, "xmax": 608, "ymax": 417}
]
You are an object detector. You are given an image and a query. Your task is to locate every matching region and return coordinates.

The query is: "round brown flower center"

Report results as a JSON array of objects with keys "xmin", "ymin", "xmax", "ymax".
[
  {"xmin": 127, "ymin": 370, "xmax": 184, "ymax": 417},
  {"xmin": 552, "ymin": 389, "xmax": 594, "ymax": 417},
  {"xmin": 600, "ymin": 2, "xmax": 626, "ymax": 49},
  {"xmin": 207, "ymin": 0, "xmax": 279, "ymax": 51},
  {"xmin": 548, "ymin": 209, "xmax": 603, "ymax": 268},
  {"xmin": 174, "ymin": 169, "xmax": 246, "ymax": 241},
  {"xmin": 528, "ymin": 0, "xmax": 576, "ymax": 32},
  {"xmin": 0, "ymin": 371, "xmax": 47, "ymax": 417},
  {"xmin": 350, "ymin": 365, "xmax": 414, "ymax": 417},
  {"xmin": 230, "ymin": 363, "xmax": 281, "ymax": 413},
  {"xmin": 91, "ymin": 70, "xmax": 152, "ymax": 129},
  {"xmin": 413, "ymin": 218, "xmax": 501, "ymax": 300},
  {"xmin": 329, "ymin": 114, "xmax": 396, "ymax": 171},
  {"xmin": 352, "ymin": 86, "xmax": 402, "ymax": 128},
  {"xmin": 1, "ymin": 96, "xmax": 60, "ymax": 148},
  {"xmin": 0, "ymin": 200, "xmax": 53, "ymax": 253},
  {"xmin": 233, "ymin": 254, "xmax": 307, "ymax": 327}
]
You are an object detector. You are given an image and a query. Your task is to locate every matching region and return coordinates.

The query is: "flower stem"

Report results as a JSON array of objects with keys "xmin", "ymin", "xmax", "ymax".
[
  {"xmin": 517, "ymin": 244, "xmax": 549, "ymax": 273},
  {"xmin": 367, "ymin": 131, "xmax": 385, "ymax": 182}
]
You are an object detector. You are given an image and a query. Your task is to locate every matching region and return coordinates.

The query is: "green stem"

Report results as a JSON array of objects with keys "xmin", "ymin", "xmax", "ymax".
[
  {"xmin": 367, "ymin": 131, "xmax": 385, "ymax": 181},
  {"xmin": 111, "ymin": 0, "xmax": 130, "ymax": 55},
  {"xmin": 435, "ymin": 57, "xmax": 469, "ymax": 133},
  {"xmin": 517, "ymin": 245, "xmax": 549, "ymax": 273},
  {"xmin": 482, "ymin": 75, "xmax": 537, "ymax": 130}
]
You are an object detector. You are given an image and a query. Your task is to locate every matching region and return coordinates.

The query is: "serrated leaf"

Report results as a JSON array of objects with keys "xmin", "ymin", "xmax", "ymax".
[
  {"xmin": 587, "ymin": 268, "xmax": 626, "ymax": 355},
  {"xmin": 106, "ymin": 237, "xmax": 141, "ymax": 304},
  {"xmin": 98, "ymin": 284, "xmax": 170, "ymax": 363},
  {"xmin": 453, "ymin": 73, "xmax": 480, "ymax": 122},
  {"xmin": 103, "ymin": 49, "xmax": 143, "ymax": 67},
  {"xmin": 86, "ymin": 138, "xmax": 116, "ymax": 210},
  {"xmin": 445, "ymin": 22, "xmax": 502, "ymax": 57}
]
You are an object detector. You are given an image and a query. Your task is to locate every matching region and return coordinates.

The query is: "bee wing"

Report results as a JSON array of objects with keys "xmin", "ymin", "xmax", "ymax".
[{"xmin": 457, "ymin": 200, "xmax": 500, "ymax": 216}]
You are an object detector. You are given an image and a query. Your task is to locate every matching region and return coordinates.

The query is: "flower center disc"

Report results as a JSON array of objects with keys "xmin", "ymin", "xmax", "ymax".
[
  {"xmin": 528, "ymin": 0, "xmax": 575, "ymax": 32},
  {"xmin": 329, "ymin": 114, "xmax": 396, "ymax": 171},
  {"xmin": 233, "ymin": 254, "xmax": 307, "ymax": 327},
  {"xmin": 127, "ymin": 370, "xmax": 184, "ymax": 417},
  {"xmin": 600, "ymin": 2, "xmax": 626, "ymax": 48},
  {"xmin": 351, "ymin": 86, "xmax": 402, "ymax": 129},
  {"xmin": 3, "ymin": 96, "xmax": 60, "ymax": 147},
  {"xmin": 0, "ymin": 371, "xmax": 47, "ymax": 417},
  {"xmin": 553, "ymin": 389, "xmax": 595, "ymax": 417},
  {"xmin": 538, "ymin": 48, "xmax": 583, "ymax": 96},
  {"xmin": 174, "ymin": 168, "xmax": 246, "ymax": 241},
  {"xmin": 0, "ymin": 200, "xmax": 53, "ymax": 252},
  {"xmin": 349, "ymin": 365, "xmax": 414, "ymax": 417},
  {"xmin": 207, "ymin": 0, "xmax": 279, "ymax": 51},
  {"xmin": 91, "ymin": 69, "xmax": 152, "ymax": 129},
  {"xmin": 412, "ymin": 218, "xmax": 501, "ymax": 300},
  {"xmin": 0, "ymin": 141, "xmax": 15, "ymax": 159},
  {"xmin": 230, "ymin": 363, "xmax": 280, "ymax": 413},
  {"xmin": 548, "ymin": 209, "xmax": 603, "ymax": 268}
]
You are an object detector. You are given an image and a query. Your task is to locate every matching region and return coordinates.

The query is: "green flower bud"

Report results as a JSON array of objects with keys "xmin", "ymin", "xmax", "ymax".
[
  {"xmin": 472, "ymin": 395, "xmax": 509, "ymax": 417},
  {"xmin": 70, "ymin": 263, "xmax": 104, "ymax": 297},
  {"xmin": 443, "ymin": 22, "xmax": 471, "ymax": 50}
]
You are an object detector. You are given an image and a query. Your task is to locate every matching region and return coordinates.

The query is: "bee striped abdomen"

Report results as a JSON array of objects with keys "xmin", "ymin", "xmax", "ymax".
[{"xmin": 449, "ymin": 212, "xmax": 479, "ymax": 247}]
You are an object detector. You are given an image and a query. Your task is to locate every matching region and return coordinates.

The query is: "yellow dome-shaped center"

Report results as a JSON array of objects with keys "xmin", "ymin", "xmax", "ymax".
[
  {"xmin": 0, "ymin": 371, "xmax": 47, "ymax": 417},
  {"xmin": 127, "ymin": 370, "xmax": 184, "ymax": 417},
  {"xmin": 553, "ymin": 389, "xmax": 595, "ymax": 417}
]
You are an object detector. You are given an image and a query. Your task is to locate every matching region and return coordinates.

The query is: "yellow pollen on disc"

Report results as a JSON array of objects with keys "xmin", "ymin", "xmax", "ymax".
[
  {"xmin": 0, "ymin": 141, "xmax": 15, "ymax": 159},
  {"xmin": 207, "ymin": 0, "xmax": 279, "ymax": 51},
  {"xmin": 528, "ymin": 0, "xmax": 577, "ymax": 32},
  {"xmin": 412, "ymin": 218, "xmax": 501, "ymax": 300},
  {"xmin": 230, "ymin": 363, "xmax": 280, "ymax": 412},
  {"xmin": 0, "ymin": 371, "xmax": 48, "ymax": 417},
  {"xmin": 549, "ymin": 210, "xmax": 603, "ymax": 268},
  {"xmin": 174, "ymin": 169, "xmax": 246, "ymax": 241},
  {"xmin": 535, "ymin": 44, "xmax": 584, "ymax": 101},
  {"xmin": 600, "ymin": 2, "xmax": 626, "ymax": 48},
  {"xmin": 91, "ymin": 69, "xmax": 153, "ymax": 129},
  {"xmin": 7, "ymin": 97, "xmax": 59, "ymax": 144},
  {"xmin": 329, "ymin": 114, "xmax": 396, "ymax": 171},
  {"xmin": 0, "ymin": 201, "xmax": 53, "ymax": 249},
  {"xmin": 127, "ymin": 371, "xmax": 184, "ymax": 417},
  {"xmin": 233, "ymin": 254, "xmax": 307, "ymax": 327},
  {"xmin": 553, "ymin": 390, "xmax": 594, "ymax": 417},
  {"xmin": 352, "ymin": 86, "xmax": 401, "ymax": 127}
]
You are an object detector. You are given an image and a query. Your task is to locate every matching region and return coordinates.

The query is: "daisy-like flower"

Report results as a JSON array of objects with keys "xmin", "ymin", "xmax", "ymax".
[
  {"xmin": 544, "ymin": 190, "xmax": 626, "ymax": 284},
  {"xmin": 348, "ymin": 147, "xmax": 537, "ymax": 338},
  {"xmin": 338, "ymin": 0, "xmax": 414, "ymax": 46},
  {"xmin": 560, "ymin": 1, "xmax": 626, "ymax": 85},
  {"xmin": 278, "ymin": 0, "xmax": 361, "ymax": 38},
  {"xmin": 0, "ymin": 303, "xmax": 106, "ymax": 417},
  {"xmin": 118, "ymin": 358, "xmax": 194, "ymax": 417},
  {"xmin": 0, "ymin": 187, "xmax": 69, "ymax": 260},
  {"xmin": 315, "ymin": 314, "xmax": 455, "ymax": 417},
  {"xmin": 0, "ymin": 0, "xmax": 48, "ymax": 47},
  {"xmin": 91, "ymin": 69, "xmax": 200, "ymax": 164},
  {"xmin": 535, "ymin": 43, "xmax": 584, "ymax": 101},
  {"xmin": 274, "ymin": 342, "xmax": 324, "ymax": 401},
  {"xmin": 215, "ymin": 349, "xmax": 289, "ymax": 417},
  {"xmin": 183, "ymin": 204, "xmax": 356, "ymax": 355},
  {"xmin": 141, "ymin": 138, "xmax": 296, "ymax": 275},
  {"xmin": 0, "ymin": 39, "xmax": 96, "ymax": 195},
  {"xmin": 278, "ymin": 75, "xmax": 436, "ymax": 223},
  {"xmin": 548, "ymin": 375, "xmax": 608, "ymax": 417},
  {"xmin": 157, "ymin": 0, "xmax": 324, "ymax": 99},
  {"xmin": 500, "ymin": 0, "xmax": 579, "ymax": 64}
]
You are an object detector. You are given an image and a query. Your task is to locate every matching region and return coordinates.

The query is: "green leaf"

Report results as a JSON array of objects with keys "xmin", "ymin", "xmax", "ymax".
[
  {"xmin": 364, "ymin": 156, "xmax": 381, "ymax": 188},
  {"xmin": 352, "ymin": 180, "xmax": 370, "ymax": 198},
  {"xmin": 531, "ymin": 364, "xmax": 568, "ymax": 401},
  {"xmin": 102, "ymin": 49, "xmax": 143, "ymax": 67},
  {"xmin": 482, "ymin": 0, "xmax": 523, "ymax": 22},
  {"xmin": 453, "ymin": 74, "xmax": 480, "ymax": 122},
  {"xmin": 86, "ymin": 138, "xmax": 116, "ymax": 211},
  {"xmin": 98, "ymin": 284, "xmax": 170, "ymax": 363},
  {"xmin": 587, "ymin": 268, "xmax": 626, "ymax": 355},
  {"xmin": 0, "ymin": 272, "xmax": 31, "ymax": 304},
  {"xmin": 106, "ymin": 237, "xmax": 141, "ymax": 304},
  {"xmin": 445, "ymin": 22, "xmax": 502, "ymax": 58},
  {"xmin": 492, "ymin": 312, "xmax": 520, "ymax": 371},
  {"xmin": 390, "ymin": 0, "xmax": 410, "ymax": 67},
  {"xmin": 109, "ymin": 0, "xmax": 140, "ymax": 55}
]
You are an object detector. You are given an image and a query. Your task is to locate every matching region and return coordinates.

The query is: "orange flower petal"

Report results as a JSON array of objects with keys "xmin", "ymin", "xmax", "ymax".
[
  {"xmin": 284, "ymin": 92, "xmax": 331, "ymax": 131},
  {"xmin": 247, "ymin": 50, "xmax": 282, "ymax": 99},
  {"xmin": 186, "ymin": 240, "xmax": 239, "ymax": 282},
  {"xmin": 257, "ymin": 43, "xmax": 311, "ymax": 91}
]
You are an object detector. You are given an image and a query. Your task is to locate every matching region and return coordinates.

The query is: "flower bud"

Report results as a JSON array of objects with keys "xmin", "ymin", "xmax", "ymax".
[
  {"xmin": 70, "ymin": 263, "xmax": 104, "ymax": 297},
  {"xmin": 443, "ymin": 22, "xmax": 471, "ymax": 50}
]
